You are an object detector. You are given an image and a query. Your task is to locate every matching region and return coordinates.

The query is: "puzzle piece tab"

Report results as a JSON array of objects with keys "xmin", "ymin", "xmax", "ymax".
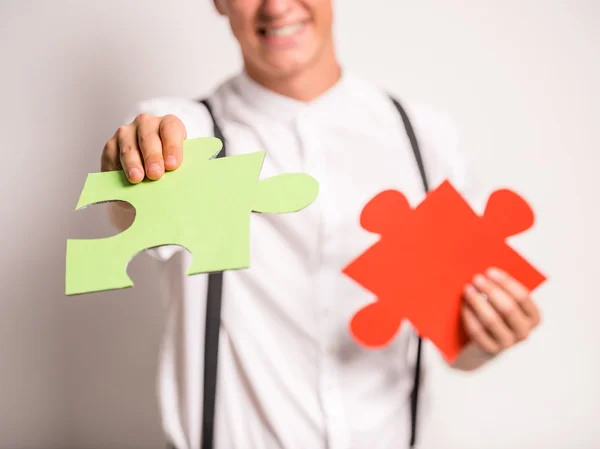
[
  {"xmin": 343, "ymin": 180, "xmax": 546, "ymax": 363},
  {"xmin": 66, "ymin": 137, "xmax": 319, "ymax": 295}
]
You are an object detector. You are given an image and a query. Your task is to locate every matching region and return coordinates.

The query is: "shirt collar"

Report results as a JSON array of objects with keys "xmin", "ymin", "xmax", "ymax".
[{"xmin": 231, "ymin": 68, "xmax": 350, "ymax": 123}]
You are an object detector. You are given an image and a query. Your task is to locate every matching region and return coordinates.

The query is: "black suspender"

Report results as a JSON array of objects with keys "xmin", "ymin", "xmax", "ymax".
[
  {"xmin": 389, "ymin": 96, "xmax": 430, "ymax": 448},
  {"xmin": 196, "ymin": 95, "xmax": 429, "ymax": 449},
  {"xmin": 198, "ymin": 99, "xmax": 226, "ymax": 449}
]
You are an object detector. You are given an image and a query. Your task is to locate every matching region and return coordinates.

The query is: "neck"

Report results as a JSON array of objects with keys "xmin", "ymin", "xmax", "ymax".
[{"xmin": 244, "ymin": 42, "xmax": 342, "ymax": 102}]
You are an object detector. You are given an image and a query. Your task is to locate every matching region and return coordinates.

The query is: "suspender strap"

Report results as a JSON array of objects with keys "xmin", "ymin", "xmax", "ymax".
[
  {"xmin": 198, "ymin": 99, "xmax": 225, "ymax": 449},
  {"xmin": 389, "ymin": 95, "xmax": 430, "ymax": 448},
  {"xmin": 197, "ymin": 96, "xmax": 429, "ymax": 449},
  {"xmin": 389, "ymin": 97, "xmax": 430, "ymax": 192}
]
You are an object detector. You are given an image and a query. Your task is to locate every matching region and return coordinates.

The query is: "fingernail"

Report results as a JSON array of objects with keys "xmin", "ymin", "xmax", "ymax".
[
  {"xmin": 473, "ymin": 274, "xmax": 485, "ymax": 287},
  {"xmin": 464, "ymin": 284, "xmax": 475, "ymax": 295},
  {"xmin": 128, "ymin": 168, "xmax": 142, "ymax": 182},
  {"xmin": 148, "ymin": 163, "xmax": 162, "ymax": 178},
  {"xmin": 487, "ymin": 267, "xmax": 500, "ymax": 280},
  {"xmin": 165, "ymin": 156, "xmax": 177, "ymax": 169}
]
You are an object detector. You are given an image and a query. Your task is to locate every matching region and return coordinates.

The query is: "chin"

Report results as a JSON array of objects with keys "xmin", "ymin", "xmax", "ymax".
[
  {"xmin": 266, "ymin": 57, "xmax": 315, "ymax": 77},
  {"xmin": 258, "ymin": 45, "xmax": 323, "ymax": 77}
]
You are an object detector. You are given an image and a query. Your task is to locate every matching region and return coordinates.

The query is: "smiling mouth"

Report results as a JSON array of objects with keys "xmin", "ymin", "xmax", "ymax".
[{"xmin": 258, "ymin": 22, "xmax": 306, "ymax": 38}]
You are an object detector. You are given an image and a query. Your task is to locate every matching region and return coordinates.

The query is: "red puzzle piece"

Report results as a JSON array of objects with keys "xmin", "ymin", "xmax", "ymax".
[{"xmin": 343, "ymin": 180, "xmax": 546, "ymax": 363}]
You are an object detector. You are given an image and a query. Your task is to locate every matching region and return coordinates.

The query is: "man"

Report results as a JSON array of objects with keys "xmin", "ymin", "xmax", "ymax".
[{"xmin": 101, "ymin": 1, "xmax": 541, "ymax": 448}]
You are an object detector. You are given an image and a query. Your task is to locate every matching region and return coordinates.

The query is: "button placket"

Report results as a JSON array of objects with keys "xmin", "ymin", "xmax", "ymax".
[
  {"xmin": 296, "ymin": 111, "xmax": 336, "ymax": 442},
  {"xmin": 296, "ymin": 110, "xmax": 346, "ymax": 449}
]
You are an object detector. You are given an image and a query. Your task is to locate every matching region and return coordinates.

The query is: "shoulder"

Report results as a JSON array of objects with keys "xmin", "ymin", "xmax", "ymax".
[
  {"xmin": 402, "ymin": 101, "xmax": 486, "ymax": 210},
  {"xmin": 338, "ymin": 72, "xmax": 475, "ymax": 194},
  {"xmin": 124, "ymin": 96, "xmax": 215, "ymax": 138},
  {"xmin": 368, "ymin": 84, "xmax": 481, "ymax": 207},
  {"xmin": 344, "ymin": 74, "xmax": 460, "ymax": 158},
  {"xmin": 401, "ymin": 101, "xmax": 463, "ymax": 180}
]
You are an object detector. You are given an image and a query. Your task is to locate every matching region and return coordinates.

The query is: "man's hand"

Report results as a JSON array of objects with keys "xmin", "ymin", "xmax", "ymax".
[
  {"xmin": 101, "ymin": 113, "xmax": 187, "ymax": 181},
  {"xmin": 100, "ymin": 113, "xmax": 187, "ymax": 229},
  {"xmin": 454, "ymin": 267, "xmax": 541, "ymax": 370}
]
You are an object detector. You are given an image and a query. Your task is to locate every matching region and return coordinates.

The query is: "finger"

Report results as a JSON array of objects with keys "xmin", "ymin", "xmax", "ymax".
[
  {"xmin": 116, "ymin": 125, "xmax": 145, "ymax": 184},
  {"xmin": 464, "ymin": 283, "xmax": 516, "ymax": 350},
  {"xmin": 487, "ymin": 267, "xmax": 541, "ymax": 327},
  {"xmin": 135, "ymin": 113, "xmax": 164, "ymax": 180},
  {"xmin": 159, "ymin": 114, "xmax": 186, "ymax": 171},
  {"xmin": 474, "ymin": 273, "xmax": 531, "ymax": 342},
  {"xmin": 101, "ymin": 137, "xmax": 119, "ymax": 172},
  {"xmin": 461, "ymin": 302, "xmax": 500, "ymax": 355}
]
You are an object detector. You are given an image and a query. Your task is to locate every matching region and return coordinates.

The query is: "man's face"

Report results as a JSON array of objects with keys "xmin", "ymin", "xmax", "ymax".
[{"xmin": 215, "ymin": 0, "xmax": 334, "ymax": 78}]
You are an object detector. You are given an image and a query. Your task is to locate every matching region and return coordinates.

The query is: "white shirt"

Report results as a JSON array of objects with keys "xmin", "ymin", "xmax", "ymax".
[{"xmin": 125, "ymin": 70, "xmax": 478, "ymax": 449}]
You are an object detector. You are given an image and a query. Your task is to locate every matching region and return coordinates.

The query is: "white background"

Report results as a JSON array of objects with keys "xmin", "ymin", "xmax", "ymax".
[{"xmin": 1, "ymin": 1, "xmax": 598, "ymax": 448}]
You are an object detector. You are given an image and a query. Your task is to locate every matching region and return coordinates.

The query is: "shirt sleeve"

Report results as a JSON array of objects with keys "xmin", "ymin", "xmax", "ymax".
[{"xmin": 120, "ymin": 96, "xmax": 215, "ymax": 262}]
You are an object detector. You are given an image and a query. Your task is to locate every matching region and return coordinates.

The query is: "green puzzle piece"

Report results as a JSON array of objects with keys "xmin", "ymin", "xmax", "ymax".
[{"xmin": 65, "ymin": 137, "xmax": 319, "ymax": 295}]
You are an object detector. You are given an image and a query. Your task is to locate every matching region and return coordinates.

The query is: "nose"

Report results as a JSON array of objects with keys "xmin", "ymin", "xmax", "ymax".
[{"xmin": 259, "ymin": 0, "xmax": 294, "ymax": 20}]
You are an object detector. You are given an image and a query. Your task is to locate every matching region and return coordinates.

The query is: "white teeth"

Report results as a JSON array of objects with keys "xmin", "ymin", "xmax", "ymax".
[{"xmin": 264, "ymin": 23, "xmax": 304, "ymax": 37}]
